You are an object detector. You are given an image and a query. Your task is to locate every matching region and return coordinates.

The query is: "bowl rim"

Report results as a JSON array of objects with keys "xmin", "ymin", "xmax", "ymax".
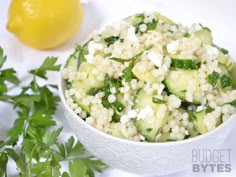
[{"xmin": 59, "ymin": 68, "xmax": 235, "ymax": 147}]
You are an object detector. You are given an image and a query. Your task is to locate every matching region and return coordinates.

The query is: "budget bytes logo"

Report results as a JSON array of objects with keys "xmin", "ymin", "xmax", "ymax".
[{"xmin": 192, "ymin": 149, "xmax": 232, "ymax": 173}]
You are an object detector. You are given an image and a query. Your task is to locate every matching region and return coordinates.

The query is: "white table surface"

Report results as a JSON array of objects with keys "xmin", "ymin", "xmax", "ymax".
[{"xmin": 0, "ymin": 0, "xmax": 236, "ymax": 176}]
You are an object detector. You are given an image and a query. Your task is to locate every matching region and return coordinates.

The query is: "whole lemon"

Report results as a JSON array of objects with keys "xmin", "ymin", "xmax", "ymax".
[{"xmin": 7, "ymin": 0, "xmax": 83, "ymax": 49}]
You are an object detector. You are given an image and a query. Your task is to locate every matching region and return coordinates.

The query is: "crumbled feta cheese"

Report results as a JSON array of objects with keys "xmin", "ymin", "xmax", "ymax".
[
  {"xmin": 120, "ymin": 115, "xmax": 129, "ymax": 124},
  {"xmin": 94, "ymin": 43, "xmax": 104, "ymax": 50},
  {"xmin": 204, "ymin": 45, "xmax": 219, "ymax": 60},
  {"xmin": 137, "ymin": 106, "xmax": 154, "ymax": 119},
  {"xmin": 127, "ymin": 110, "xmax": 137, "ymax": 119},
  {"xmin": 167, "ymin": 40, "xmax": 179, "ymax": 54},
  {"xmin": 147, "ymin": 51, "xmax": 163, "ymax": 67},
  {"xmin": 196, "ymin": 105, "xmax": 205, "ymax": 112},
  {"xmin": 127, "ymin": 26, "xmax": 138, "ymax": 42}
]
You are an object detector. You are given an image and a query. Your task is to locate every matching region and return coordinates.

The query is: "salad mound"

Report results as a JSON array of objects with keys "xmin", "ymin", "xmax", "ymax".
[{"xmin": 63, "ymin": 12, "xmax": 236, "ymax": 142}]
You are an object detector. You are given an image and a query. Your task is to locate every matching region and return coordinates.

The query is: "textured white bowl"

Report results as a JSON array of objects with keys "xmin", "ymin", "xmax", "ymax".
[{"xmin": 59, "ymin": 76, "xmax": 236, "ymax": 176}]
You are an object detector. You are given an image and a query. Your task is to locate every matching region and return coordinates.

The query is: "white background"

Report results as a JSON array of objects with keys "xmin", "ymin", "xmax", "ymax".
[{"xmin": 0, "ymin": 0, "xmax": 236, "ymax": 176}]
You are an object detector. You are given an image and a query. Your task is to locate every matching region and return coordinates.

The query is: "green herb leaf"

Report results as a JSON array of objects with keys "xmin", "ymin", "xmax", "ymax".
[
  {"xmin": 220, "ymin": 48, "xmax": 229, "ymax": 55},
  {"xmin": 30, "ymin": 57, "xmax": 61, "ymax": 79},
  {"xmin": 122, "ymin": 61, "xmax": 134, "ymax": 82},
  {"xmin": 152, "ymin": 97, "xmax": 167, "ymax": 104},
  {"xmin": 208, "ymin": 71, "xmax": 220, "ymax": 87},
  {"xmin": 79, "ymin": 40, "xmax": 91, "ymax": 64},
  {"xmin": 0, "ymin": 47, "xmax": 6, "ymax": 68},
  {"xmin": 104, "ymin": 36, "xmax": 120, "ymax": 46},
  {"xmin": 65, "ymin": 136, "xmax": 85, "ymax": 157},
  {"xmin": 229, "ymin": 100, "xmax": 236, "ymax": 107},
  {"xmin": 171, "ymin": 58, "xmax": 198, "ymax": 70},
  {"xmin": 0, "ymin": 152, "xmax": 8, "ymax": 177},
  {"xmin": 0, "ymin": 68, "xmax": 19, "ymax": 85},
  {"xmin": 146, "ymin": 19, "xmax": 158, "ymax": 31},
  {"xmin": 43, "ymin": 128, "xmax": 63, "ymax": 147},
  {"xmin": 184, "ymin": 32, "xmax": 191, "ymax": 38},
  {"xmin": 205, "ymin": 106, "xmax": 214, "ymax": 113},
  {"xmin": 69, "ymin": 159, "xmax": 88, "ymax": 177},
  {"xmin": 220, "ymin": 74, "xmax": 232, "ymax": 88}
]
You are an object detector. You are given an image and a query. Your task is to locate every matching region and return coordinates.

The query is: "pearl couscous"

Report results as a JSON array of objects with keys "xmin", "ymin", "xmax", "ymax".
[{"xmin": 63, "ymin": 12, "xmax": 236, "ymax": 142}]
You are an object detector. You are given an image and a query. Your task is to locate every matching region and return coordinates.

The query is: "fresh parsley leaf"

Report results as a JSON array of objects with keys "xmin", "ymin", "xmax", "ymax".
[
  {"xmin": 229, "ymin": 100, "xmax": 236, "ymax": 107},
  {"xmin": 0, "ymin": 152, "xmax": 8, "ymax": 177},
  {"xmin": 0, "ymin": 68, "xmax": 19, "ymax": 85},
  {"xmin": 146, "ymin": 128, "xmax": 153, "ymax": 132},
  {"xmin": 122, "ymin": 61, "xmax": 134, "ymax": 82},
  {"xmin": 0, "ymin": 47, "xmax": 6, "ymax": 68},
  {"xmin": 69, "ymin": 159, "xmax": 88, "ymax": 177},
  {"xmin": 184, "ymin": 32, "xmax": 191, "ymax": 38},
  {"xmin": 30, "ymin": 57, "xmax": 61, "ymax": 79},
  {"xmin": 81, "ymin": 157, "xmax": 108, "ymax": 173},
  {"xmin": 220, "ymin": 74, "xmax": 232, "ymax": 88},
  {"xmin": 79, "ymin": 40, "xmax": 91, "ymax": 64},
  {"xmin": 43, "ymin": 128, "xmax": 63, "ymax": 146},
  {"xmin": 152, "ymin": 97, "xmax": 167, "ymax": 104},
  {"xmin": 146, "ymin": 19, "xmax": 158, "ymax": 31},
  {"xmin": 220, "ymin": 48, "xmax": 229, "ymax": 55},
  {"xmin": 65, "ymin": 136, "xmax": 85, "ymax": 157},
  {"xmin": 0, "ymin": 49, "xmax": 108, "ymax": 177},
  {"xmin": 208, "ymin": 71, "xmax": 220, "ymax": 87},
  {"xmin": 104, "ymin": 36, "xmax": 120, "ymax": 46},
  {"xmin": 30, "ymin": 110, "xmax": 55, "ymax": 127},
  {"xmin": 205, "ymin": 106, "xmax": 214, "ymax": 113}
]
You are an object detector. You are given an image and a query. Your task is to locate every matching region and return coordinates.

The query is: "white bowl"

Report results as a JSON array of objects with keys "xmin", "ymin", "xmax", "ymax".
[{"xmin": 59, "ymin": 75, "xmax": 236, "ymax": 176}]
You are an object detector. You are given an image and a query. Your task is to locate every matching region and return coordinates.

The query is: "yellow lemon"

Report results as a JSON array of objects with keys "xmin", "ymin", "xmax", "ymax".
[{"xmin": 7, "ymin": 0, "xmax": 83, "ymax": 49}]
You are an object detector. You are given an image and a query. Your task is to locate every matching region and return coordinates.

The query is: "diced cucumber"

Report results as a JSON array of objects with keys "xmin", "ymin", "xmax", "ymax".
[
  {"xmin": 171, "ymin": 57, "xmax": 198, "ymax": 70},
  {"xmin": 155, "ymin": 13, "xmax": 174, "ymax": 25},
  {"xmin": 164, "ymin": 69, "xmax": 202, "ymax": 104},
  {"xmin": 232, "ymin": 64, "xmax": 236, "ymax": 88},
  {"xmin": 194, "ymin": 28, "xmax": 213, "ymax": 44},
  {"xmin": 65, "ymin": 45, "xmax": 80, "ymax": 70},
  {"xmin": 217, "ymin": 51, "xmax": 235, "ymax": 71},
  {"xmin": 125, "ymin": 13, "xmax": 145, "ymax": 26},
  {"xmin": 191, "ymin": 110, "xmax": 208, "ymax": 134},
  {"xmin": 73, "ymin": 62, "xmax": 103, "ymax": 92},
  {"xmin": 190, "ymin": 110, "xmax": 221, "ymax": 134},
  {"xmin": 132, "ymin": 61, "xmax": 158, "ymax": 83},
  {"xmin": 72, "ymin": 62, "xmax": 104, "ymax": 114},
  {"xmin": 134, "ymin": 89, "xmax": 168, "ymax": 142}
]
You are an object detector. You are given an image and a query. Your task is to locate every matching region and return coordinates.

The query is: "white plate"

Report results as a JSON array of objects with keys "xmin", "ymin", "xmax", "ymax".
[{"xmin": 0, "ymin": 0, "xmax": 236, "ymax": 176}]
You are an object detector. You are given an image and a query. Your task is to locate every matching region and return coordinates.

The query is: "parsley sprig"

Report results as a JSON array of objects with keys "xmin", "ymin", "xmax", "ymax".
[{"xmin": 0, "ymin": 47, "xmax": 107, "ymax": 177}]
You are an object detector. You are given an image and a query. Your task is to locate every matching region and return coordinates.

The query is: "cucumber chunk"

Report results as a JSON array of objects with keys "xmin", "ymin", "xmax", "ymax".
[
  {"xmin": 134, "ymin": 89, "xmax": 168, "ymax": 142},
  {"xmin": 217, "ymin": 51, "xmax": 235, "ymax": 71},
  {"xmin": 164, "ymin": 69, "xmax": 202, "ymax": 104},
  {"xmin": 189, "ymin": 110, "xmax": 221, "ymax": 134},
  {"xmin": 72, "ymin": 63, "xmax": 104, "ymax": 113},
  {"xmin": 194, "ymin": 28, "xmax": 213, "ymax": 45}
]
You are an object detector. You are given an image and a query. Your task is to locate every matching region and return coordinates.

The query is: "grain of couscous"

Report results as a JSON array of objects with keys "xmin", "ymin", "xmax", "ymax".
[{"xmin": 63, "ymin": 12, "xmax": 236, "ymax": 142}]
